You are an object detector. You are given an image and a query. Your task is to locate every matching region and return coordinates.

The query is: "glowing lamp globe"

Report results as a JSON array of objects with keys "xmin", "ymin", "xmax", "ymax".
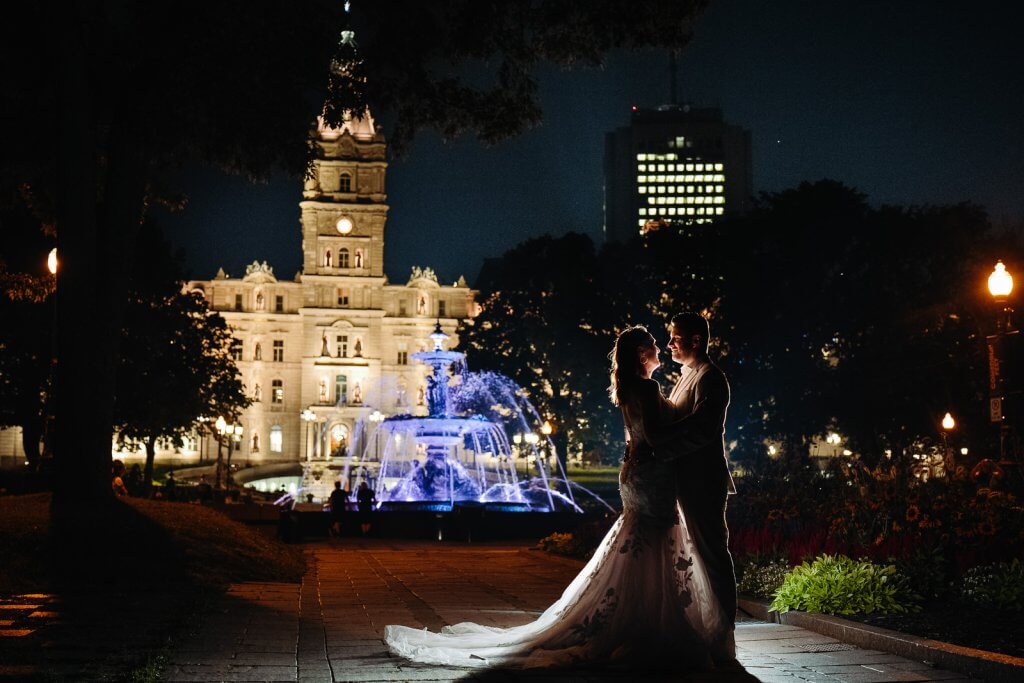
[
  {"xmin": 541, "ymin": 420, "xmax": 553, "ymax": 436},
  {"xmin": 988, "ymin": 261, "xmax": 1013, "ymax": 298},
  {"xmin": 336, "ymin": 217, "xmax": 353, "ymax": 234},
  {"xmin": 942, "ymin": 412, "xmax": 955, "ymax": 430},
  {"xmin": 47, "ymin": 248, "xmax": 57, "ymax": 275}
]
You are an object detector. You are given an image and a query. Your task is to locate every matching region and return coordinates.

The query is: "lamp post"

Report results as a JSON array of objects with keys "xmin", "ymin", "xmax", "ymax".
[
  {"xmin": 941, "ymin": 412, "xmax": 955, "ymax": 475},
  {"xmin": 301, "ymin": 408, "xmax": 316, "ymax": 462},
  {"xmin": 986, "ymin": 261, "xmax": 1016, "ymax": 475},
  {"xmin": 368, "ymin": 409, "xmax": 385, "ymax": 460},
  {"xmin": 214, "ymin": 416, "xmax": 228, "ymax": 489},
  {"xmin": 227, "ymin": 423, "xmax": 243, "ymax": 483},
  {"xmin": 541, "ymin": 420, "xmax": 553, "ymax": 470},
  {"xmin": 43, "ymin": 249, "xmax": 58, "ymax": 461},
  {"xmin": 524, "ymin": 432, "xmax": 539, "ymax": 474}
]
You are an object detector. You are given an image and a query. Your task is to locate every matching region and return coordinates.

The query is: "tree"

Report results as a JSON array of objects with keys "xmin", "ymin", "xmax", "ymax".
[
  {"xmin": 461, "ymin": 181, "xmax": 1023, "ymax": 472},
  {"xmin": 0, "ymin": 197, "xmax": 56, "ymax": 468},
  {"xmin": 1, "ymin": 0, "xmax": 710, "ymax": 509},
  {"xmin": 458, "ymin": 233, "xmax": 622, "ymax": 465},
  {"xmin": 113, "ymin": 225, "xmax": 249, "ymax": 493}
]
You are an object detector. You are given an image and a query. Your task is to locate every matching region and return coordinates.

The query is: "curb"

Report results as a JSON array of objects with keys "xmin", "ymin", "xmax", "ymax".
[{"xmin": 738, "ymin": 596, "xmax": 1024, "ymax": 682}]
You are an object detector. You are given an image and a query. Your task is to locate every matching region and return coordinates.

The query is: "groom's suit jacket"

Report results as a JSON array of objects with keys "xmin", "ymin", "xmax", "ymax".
[{"xmin": 663, "ymin": 359, "xmax": 736, "ymax": 495}]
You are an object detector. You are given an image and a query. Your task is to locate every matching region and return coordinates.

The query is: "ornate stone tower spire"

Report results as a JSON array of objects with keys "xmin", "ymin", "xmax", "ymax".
[{"xmin": 300, "ymin": 1, "xmax": 387, "ymax": 286}]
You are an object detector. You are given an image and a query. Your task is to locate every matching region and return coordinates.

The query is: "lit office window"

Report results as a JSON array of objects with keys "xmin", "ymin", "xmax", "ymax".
[
  {"xmin": 714, "ymin": 163, "xmax": 724, "ymax": 171},
  {"xmin": 716, "ymin": 208, "xmax": 724, "ymax": 215},
  {"xmin": 270, "ymin": 425, "xmax": 282, "ymax": 452}
]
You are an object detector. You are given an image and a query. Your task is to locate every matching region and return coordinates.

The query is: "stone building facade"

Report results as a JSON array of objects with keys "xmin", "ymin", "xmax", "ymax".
[{"xmin": 180, "ymin": 113, "xmax": 475, "ymax": 464}]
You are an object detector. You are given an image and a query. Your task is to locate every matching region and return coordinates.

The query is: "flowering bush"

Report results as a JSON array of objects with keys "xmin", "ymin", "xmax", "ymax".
[
  {"xmin": 769, "ymin": 554, "xmax": 918, "ymax": 615},
  {"xmin": 728, "ymin": 454, "xmax": 1024, "ymax": 580},
  {"xmin": 737, "ymin": 558, "xmax": 790, "ymax": 598},
  {"xmin": 958, "ymin": 559, "xmax": 1024, "ymax": 612}
]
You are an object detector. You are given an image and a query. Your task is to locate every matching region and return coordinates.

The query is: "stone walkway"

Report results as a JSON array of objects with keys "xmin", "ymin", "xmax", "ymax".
[{"xmin": 162, "ymin": 540, "xmax": 980, "ymax": 682}]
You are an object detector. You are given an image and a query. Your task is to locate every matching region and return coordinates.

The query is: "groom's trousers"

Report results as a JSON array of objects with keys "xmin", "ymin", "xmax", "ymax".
[{"xmin": 678, "ymin": 486, "xmax": 736, "ymax": 628}]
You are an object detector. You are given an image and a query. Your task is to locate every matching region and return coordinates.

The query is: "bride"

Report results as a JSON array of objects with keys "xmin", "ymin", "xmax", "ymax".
[{"xmin": 384, "ymin": 326, "xmax": 732, "ymax": 669}]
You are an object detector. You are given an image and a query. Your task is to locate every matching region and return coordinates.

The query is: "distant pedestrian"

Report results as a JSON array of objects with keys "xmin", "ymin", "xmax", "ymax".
[
  {"xmin": 165, "ymin": 471, "xmax": 177, "ymax": 500},
  {"xmin": 111, "ymin": 460, "xmax": 128, "ymax": 497},
  {"xmin": 356, "ymin": 481, "xmax": 376, "ymax": 535},
  {"xmin": 328, "ymin": 481, "xmax": 348, "ymax": 537}
]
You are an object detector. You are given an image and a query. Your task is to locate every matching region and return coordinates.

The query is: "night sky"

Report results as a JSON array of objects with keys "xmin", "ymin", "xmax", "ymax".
[{"xmin": 160, "ymin": 0, "xmax": 1024, "ymax": 286}]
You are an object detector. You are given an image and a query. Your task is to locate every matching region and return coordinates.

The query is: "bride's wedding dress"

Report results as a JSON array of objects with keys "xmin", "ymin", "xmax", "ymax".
[{"xmin": 384, "ymin": 402, "xmax": 732, "ymax": 669}]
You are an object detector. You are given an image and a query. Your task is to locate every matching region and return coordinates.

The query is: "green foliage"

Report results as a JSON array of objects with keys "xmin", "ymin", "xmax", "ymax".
[
  {"xmin": 537, "ymin": 532, "xmax": 589, "ymax": 559},
  {"xmin": 113, "ymin": 224, "xmax": 250, "ymax": 489},
  {"xmin": 958, "ymin": 560, "xmax": 1024, "ymax": 612},
  {"xmin": 459, "ymin": 233, "xmax": 623, "ymax": 463},
  {"xmin": 737, "ymin": 558, "xmax": 791, "ymax": 599},
  {"xmin": 769, "ymin": 554, "xmax": 918, "ymax": 615},
  {"xmin": 894, "ymin": 546, "xmax": 952, "ymax": 600}
]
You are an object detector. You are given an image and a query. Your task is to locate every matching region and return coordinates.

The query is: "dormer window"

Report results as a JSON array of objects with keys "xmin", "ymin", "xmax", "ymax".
[
  {"xmin": 338, "ymin": 248, "xmax": 350, "ymax": 269},
  {"xmin": 339, "ymin": 173, "xmax": 352, "ymax": 193}
]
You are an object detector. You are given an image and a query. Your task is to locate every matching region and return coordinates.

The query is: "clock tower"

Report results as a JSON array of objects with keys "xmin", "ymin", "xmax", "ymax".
[{"xmin": 300, "ymin": 112, "xmax": 388, "ymax": 286}]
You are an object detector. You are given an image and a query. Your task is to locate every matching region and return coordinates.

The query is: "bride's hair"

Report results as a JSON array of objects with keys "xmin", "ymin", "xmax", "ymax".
[{"xmin": 609, "ymin": 326, "xmax": 654, "ymax": 406}]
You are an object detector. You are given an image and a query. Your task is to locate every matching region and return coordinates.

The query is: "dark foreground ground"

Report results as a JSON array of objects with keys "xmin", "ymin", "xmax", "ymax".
[{"xmin": 152, "ymin": 539, "xmax": 977, "ymax": 682}]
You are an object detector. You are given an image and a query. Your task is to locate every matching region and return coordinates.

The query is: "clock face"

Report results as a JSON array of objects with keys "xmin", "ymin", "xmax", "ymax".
[{"xmin": 336, "ymin": 217, "xmax": 353, "ymax": 234}]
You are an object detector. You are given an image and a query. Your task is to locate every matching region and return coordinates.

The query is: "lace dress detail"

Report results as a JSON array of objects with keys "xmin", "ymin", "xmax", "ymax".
[{"xmin": 383, "ymin": 402, "xmax": 731, "ymax": 669}]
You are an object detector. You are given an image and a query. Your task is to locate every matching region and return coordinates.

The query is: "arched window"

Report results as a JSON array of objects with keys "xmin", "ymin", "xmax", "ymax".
[
  {"xmin": 254, "ymin": 342, "xmax": 262, "ymax": 361},
  {"xmin": 324, "ymin": 249, "xmax": 332, "ymax": 267},
  {"xmin": 335, "ymin": 374, "xmax": 348, "ymax": 404},
  {"xmin": 339, "ymin": 172, "xmax": 352, "ymax": 193},
  {"xmin": 270, "ymin": 425, "xmax": 283, "ymax": 453},
  {"xmin": 338, "ymin": 248, "xmax": 350, "ymax": 268},
  {"xmin": 272, "ymin": 379, "xmax": 283, "ymax": 404}
]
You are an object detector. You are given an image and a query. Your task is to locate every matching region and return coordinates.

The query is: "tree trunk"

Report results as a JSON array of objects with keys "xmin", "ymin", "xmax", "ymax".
[
  {"xmin": 53, "ymin": 10, "xmax": 108, "ymax": 518},
  {"xmin": 144, "ymin": 435, "xmax": 157, "ymax": 496},
  {"xmin": 53, "ymin": 9, "xmax": 148, "ymax": 522}
]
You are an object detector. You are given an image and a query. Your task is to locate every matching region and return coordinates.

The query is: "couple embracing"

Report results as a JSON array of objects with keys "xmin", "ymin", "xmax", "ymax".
[{"xmin": 385, "ymin": 312, "xmax": 738, "ymax": 672}]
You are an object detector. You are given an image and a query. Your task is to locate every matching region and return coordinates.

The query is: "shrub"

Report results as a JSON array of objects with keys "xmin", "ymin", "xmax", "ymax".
[
  {"xmin": 769, "ymin": 554, "xmax": 918, "ymax": 615},
  {"xmin": 737, "ymin": 558, "xmax": 791, "ymax": 599},
  {"xmin": 958, "ymin": 559, "xmax": 1024, "ymax": 611},
  {"xmin": 537, "ymin": 532, "xmax": 588, "ymax": 558}
]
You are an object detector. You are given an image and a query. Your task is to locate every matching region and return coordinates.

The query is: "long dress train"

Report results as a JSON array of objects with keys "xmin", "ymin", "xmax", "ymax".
[{"xmin": 384, "ymin": 406, "xmax": 732, "ymax": 669}]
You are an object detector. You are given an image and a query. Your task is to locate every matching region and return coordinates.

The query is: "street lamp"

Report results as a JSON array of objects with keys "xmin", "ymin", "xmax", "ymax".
[
  {"xmin": 301, "ymin": 408, "xmax": 316, "ymax": 462},
  {"xmin": 941, "ymin": 412, "xmax": 955, "ymax": 475},
  {"xmin": 214, "ymin": 416, "xmax": 228, "ymax": 489},
  {"xmin": 228, "ymin": 424, "xmax": 243, "ymax": 477},
  {"xmin": 986, "ymin": 261, "xmax": 1018, "ymax": 475},
  {"xmin": 43, "ymin": 248, "xmax": 58, "ymax": 460},
  {"xmin": 368, "ymin": 409, "xmax": 385, "ymax": 461}
]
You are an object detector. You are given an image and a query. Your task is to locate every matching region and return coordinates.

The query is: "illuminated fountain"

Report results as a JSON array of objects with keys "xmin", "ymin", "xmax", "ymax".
[{"xmin": 362, "ymin": 323, "xmax": 578, "ymax": 512}]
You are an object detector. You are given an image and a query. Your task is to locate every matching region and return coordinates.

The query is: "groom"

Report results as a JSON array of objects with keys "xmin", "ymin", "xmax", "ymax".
[{"xmin": 659, "ymin": 312, "xmax": 737, "ymax": 660}]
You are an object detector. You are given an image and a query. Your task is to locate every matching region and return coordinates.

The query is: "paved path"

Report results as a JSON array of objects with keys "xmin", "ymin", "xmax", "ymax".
[{"xmin": 163, "ymin": 540, "xmax": 979, "ymax": 682}]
